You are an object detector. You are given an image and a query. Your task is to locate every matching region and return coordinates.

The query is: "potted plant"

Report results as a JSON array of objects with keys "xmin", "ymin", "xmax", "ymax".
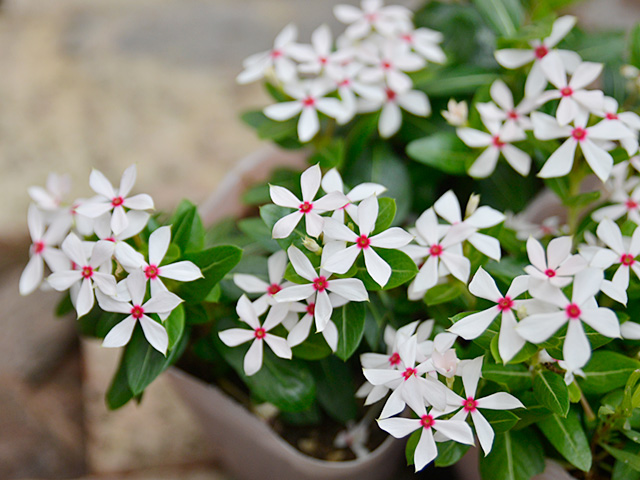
[{"xmin": 19, "ymin": 1, "xmax": 640, "ymax": 479}]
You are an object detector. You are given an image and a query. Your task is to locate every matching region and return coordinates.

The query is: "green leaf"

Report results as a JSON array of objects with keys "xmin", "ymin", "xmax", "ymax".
[
  {"xmin": 356, "ymin": 249, "xmax": 418, "ymax": 291},
  {"xmin": 106, "ymin": 354, "xmax": 134, "ymax": 410},
  {"xmin": 564, "ymin": 190, "xmax": 601, "ymax": 208},
  {"xmin": 55, "ymin": 293, "xmax": 74, "ymax": 317},
  {"xmin": 170, "ymin": 200, "xmax": 205, "ymax": 254},
  {"xmin": 623, "ymin": 429, "xmax": 640, "ymax": 444},
  {"xmin": 472, "ymin": 0, "xmax": 523, "ymax": 37},
  {"xmin": 537, "ymin": 410, "xmax": 592, "ymax": 472},
  {"xmin": 310, "ymin": 356, "xmax": 358, "ymax": 423},
  {"xmin": 435, "ymin": 441, "xmax": 471, "ymax": 467},
  {"xmin": 165, "ymin": 304, "xmax": 185, "ymax": 349},
  {"xmin": 602, "ymin": 443, "xmax": 640, "ymax": 472},
  {"xmin": 416, "ymin": 67, "xmax": 499, "ymax": 97},
  {"xmin": 237, "ymin": 217, "xmax": 280, "ymax": 252},
  {"xmin": 204, "ymin": 284, "xmax": 221, "ymax": 303},
  {"xmin": 334, "ymin": 302, "xmax": 366, "ymax": 361},
  {"xmin": 631, "ymin": 24, "xmax": 640, "ymax": 70},
  {"xmin": 309, "ymin": 139, "xmax": 345, "ymax": 170},
  {"xmin": 479, "ymin": 428, "xmax": 545, "ymax": 480},
  {"xmin": 581, "ymin": 350, "xmax": 640, "ymax": 395},
  {"xmin": 533, "ymin": 370, "xmax": 570, "ymax": 417},
  {"xmin": 613, "ymin": 442, "xmax": 640, "ymax": 480},
  {"xmin": 178, "ymin": 245, "xmax": 243, "ymax": 304},
  {"xmin": 482, "ymin": 362, "xmax": 532, "ymax": 391},
  {"xmin": 291, "ymin": 332, "xmax": 332, "ymax": 360},
  {"xmin": 424, "ymin": 281, "xmax": 465, "ymax": 306},
  {"xmin": 483, "ymin": 410, "xmax": 519, "ymax": 434},
  {"xmin": 405, "ymin": 429, "xmax": 420, "ymax": 466},
  {"xmin": 406, "ymin": 132, "xmax": 470, "ymax": 175},
  {"xmin": 372, "ymin": 197, "xmax": 396, "ymax": 235},
  {"xmin": 184, "ymin": 303, "xmax": 210, "ymax": 325}
]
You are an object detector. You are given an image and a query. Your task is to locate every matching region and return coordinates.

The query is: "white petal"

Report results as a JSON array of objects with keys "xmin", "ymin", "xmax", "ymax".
[
  {"xmin": 298, "ymin": 107, "xmax": 320, "ymax": 143},
  {"xmin": 580, "ymin": 139, "xmax": 613, "ymax": 182},
  {"xmin": 287, "ymin": 314, "xmax": 313, "ymax": 347},
  {"xmin": 411, "ymin": 256, "xmax": 439, "ymax": 293},
  {"xmin": 377, "ymin": 417, "xmax": 420, "ymax": 439},
  {"xmin": 47, "ymin": 270, "xmax": 82, "ymax": 291},
  {"xmin": 272, "ymin": 211, "xmax": 303, "ymax": 239},
  {"xmin": 276, "ymin": 284, "xmax": 316, "ymax": 303},
  {"xmin": 61, "ymin": 232, "xmax": 88, "ymax": 267},
  {"xmin": 264, "ymin": 334, "xmax": 292, "ymax": 359},
  {"xmin": 434, "ymin": 419, "xmax": 475, "ymax": 445},
  {"xmin": 370, "ymin": 228, "xmax": 413, "ymax": 249},
  {"xmin": 469, "ymin": 267, "xmax": 502, "ymax": 301},
  {"xmin": 525, "ymin": 61, "xmax": 549, "ymax": 98},
  {"xmin": 563, "ymin": 320, "xmax": 591, "ymax": 370},
  {"xmin": 288, "ymin": 245, "xmax": 318, "ymax": 281},
  {"xmin": 316, "ymin": 98, "xmax": 346, "ymax": 120},
  {"xmin": 89, "ymin": 169, "xmax": 115, "ymax": 199},
  {"xmin": 540, "ymin": 52, "xmax": 567, "ymax": 89},
  {"xmin": 457, "ymin": 128, "xmax": 492, "ymax": 147},
  {"xmin": 123, "ymin": 193, "xmax": 154, "ymax": 211},
  {"xmin": 234, "ymin": 274, "xmax": 269, "ymax": 294},
  {"xmin": 364, "ymin": 247, "xmax": 392, "ymax": 287},
  {"xmin": 327, "ymin": 278, "xmax": 368, "ymax": 301},
  {"xmin": 579, "ymin": 307, "xmax": 620, "ymax": 338},
  {"xmin": 440, "ymin": 252, "xmax": 470, "ymax": 283},
  {"xmin": 572, "ymin": 268, "xmax": 603, "ymax": 305},
  {"xmin": 469, "ymin": 147, "xmax": 500, "ymax": 178},
  {"xmin": 531, "ymin": 112, "xmax": 571, "ymax": 140},
  {"xmin": 244, "ymin": 339, "xmax": 264, "ymax": 376},
  {"xmin": 538, "ymin": 138, "xmax": 577, "ymax": 178},
  {"xmin": 111, "ymin": 206, "xmax": 128, "ymax": 236},
  {"xmin": 546, "ymin": 16, "xmax": 577, "ymax": 48},
  {"xmin": 96, "ymin": 290, "xmax": 132, "ymax": 314},
  {"xmin": 264, "ymin": 101, "xmax": 303, "ymax": 121},
  {"xmin": 219, "ymin": 328, "xmax": 256, "ymax": 347},
  {"xmin": 357, "ymin": 195, "xmax": 379, "ymax": 237},
  {"xmin": 314, "ymin": 290, "xmax": 333, "ymax": 331},
  {"xmin": 323, "ymin": 218, "xmax": 358, "ymax": 243},
  {"xmin": 160, "ymin": 261, "xmax": 202, "ymax": 281},
  {"xmin": 448, "ymin": 307, "xmax": 500, "ymax": 340},
  {"xmin": 476, "ymin": 392, "xmax": 524, "ymax": 410},
  {"xmin": 76, "ymin": 278, "xmax": 95, "ymax": 318},
  {"xmin": 468, "ymin": 232, "xmax": 502, "ymax": 261},
  {"xmin": 140, "ymin": 315, "xmax": 169, "ymax": 355},
  {"xmin": 516, "ymin": 311, "xmax": 567, "ymax": 343},
  {"xmin": 414, "ymin": 429, "xmax": 438, "ymax": 472},
  {"xmin": 322, "ymin": 245, "xmax": 361, "ymax": 274},
  {"xmin": 92, "ymin": 272, "xmax": 117, "ymax": 297},
  {"xmin": 102, "ymin": 316, "xmax": 137, "ymax": 348},
  {"xmin": 143, "ymin": 291, "xmax": 183, "ymax": 315},
  {"xmin": 397, "ymin": 90, "xmax": 430, "ymax": 117},
  {"xmin": 494, "ymin": 49, "xmax": 535, "ymax": 69},
  {"xmin": 379, "ymin": 102, "xmax": 402, "ymax": 138},
  {"xmin": 570, "ymin": 62, "xmax": 603, "ymax": 90},
  {"xmin": 20, "ymin": 256, "xmax": 43, "ymax": 296},
  {"xmin": 499, "ymin": 311, "xmax": 526, "ymax": 363},
  {"xmin": 471, "ymin": 410, "xmax": 495, "ymax": 456}
]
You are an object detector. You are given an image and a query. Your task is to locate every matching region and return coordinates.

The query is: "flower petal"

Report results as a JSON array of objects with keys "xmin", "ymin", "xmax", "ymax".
[
  {"xmin": 563, "ymin": 320, "xmax": 591, "ymax": 370},
  {"xmin": 272, "ymin": 211, "xmax": 303, "ymax": 239},
  {"xmin": 364, "ymin": 247, "xmax": 392, "ymax": 287},
  {"xmin": 140, "ymin": 315, "xmax": 169, "ymax": 355},
  {"xmin": 89, "ymin": 169, "xmax": 115, "ymax": 199},
  {"xmin": 516, "ymin": 311, "xmax": 567, "ymax": 343},
  {"xmin": 538, "ymin": 138, "xmax": 577, "ymax": 178},
  {"xmin": 264, "ymin": 334, "xmax": 292, "ymax": 359},
  {"xmin": 123, "ymin": 193, "xmax": 154, "ymax": 211},
  {"xmin": 244, "ymin": 339, "xmax": 264, "ymax": 376},
  {"xmin": 20, "ymin": 256, "xmax": 44, "ymax": 296},
  {"xmin": 160, "ymin": 261, "xmax": 202, "ymax": 281},
  {"xmin": 76, "ymin": 278, "xmax": 95, "ymax": 318},
  {"xmin": 448, "ymin": 307, "xmax": 500, "ymax": 340},
  {"xmin": 327, "ymin": 278, "xmax": 368, "ymax": 301},
  {"xmin": 102, "ymin": 316, "xmax": 137, "ymax": 348}
]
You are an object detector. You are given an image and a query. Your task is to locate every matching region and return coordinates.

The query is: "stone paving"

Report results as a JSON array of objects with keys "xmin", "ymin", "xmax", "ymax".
[{"xmin": 0, "ymin": 0, "xmax": 638, "ymax": 479}]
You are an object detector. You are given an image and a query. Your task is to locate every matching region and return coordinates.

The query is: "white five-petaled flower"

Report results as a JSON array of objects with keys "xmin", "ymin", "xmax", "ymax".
[
  {"xmin": 269, "ymin": 164, "xmax": 349, "ymax": 239},
  {"xmin": 595, "ymin": 96, "xmax": 640, "ymax": 156},
  {"xmin": 285, "ymin": 296, "xmax": 342, "ymax": 352},
  {"xmin": 531, "ymin": 111, "xmax": 631, "ymax": 182},
  {"xmin": 234, "ymin": 250, "xmax": 291, "ymax": 316},
  {"xmin": 275, "ymin": 245, "xmax": 369, "ymax": 332},
  {"xmin": 592, "ymin": 183, "xmax": 640, "ymax": 225},
  {"xmin": 448, "ymin": 357, "xmax": 524, "ymax": 456},
  {"xmin": 328, "ymin": 62, "xmax": 386, "ymax": 124},
  {"xmin": 321, "ymin": 167, "xmax": 387, "ymax": 224},
  {"xmin": 333, "ymin": 0, "xmax": 413, "ymax": 40},
  {"xmin": 288, "ymin": 24, "xmax": 352, "ymax": 76},
  {"xmin": 525, "ymin": 236, "xmax": 586, "ymax": 298},
  {"xmin": 494, "ymin": 16, "xmax": 581, "ymax": 97},
  {"xmin": 236, "ymin": 23, "xmax": 298, "ymax": 84},
  {"xmin": 358, "ymin": 39, "xmax": 426, "ymax": 92},
  {"xmin": 218, "ymin": 295, "xmax": 292, "ymax": 376},
  {"xmin": 589, "ymin": 218, "xmax": 640, "ymax": 305},
  {"xmin": 74, "ymin": 165, "xmax": 155, "ymax": 236},
  {"xmin": 397, "ymin": 27, "xmax": 446, "ymax": 64},
  {"xmin": 93, "ymin": 210, "xmax": 150, "ymax": 268},
  {"xmin": 449, "ymin": 268, "xmax": 531, "ymax": 363},
  {"xmin": 20, "ymin": 205, "xmax": 70, "ymax": 295},
  {"xmin": 322, "ymin": 195, "xmax": 413, "ymax": 287},
  {"xmin": 517, "ymin": 268, "xmax": 620, "ymax": 370},
  {"xmin": 47, "ymin": 233, "xmax": 117, "ymax": 318},
  {"xmin": 263, "ymin": 80, "xmax": 346, "ymax": 143},
  {"xmin": 377, "ymin": 403, "xmax": 474, "ymax": 472},
  {"xmin": 28, "ymin": 173, "xmax": 72, "ymax": 211},
  {"xmin": 476, "ymin": 80, "xmax": 534, "ymax": 133},
  {"xmin": 457, "ymin": 120, "xmax": 531, "ymax": 178},
  {"xmin": 96, "ymin": 270, "xmax": 182, "ymax": 355},
  {"xmin": 536, "ymin": 57, "xmax": 604, "ymax": 126}
]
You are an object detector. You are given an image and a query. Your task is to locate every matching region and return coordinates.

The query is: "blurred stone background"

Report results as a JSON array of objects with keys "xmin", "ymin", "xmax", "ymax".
[{"xmin": 0, "ymin": 0, "xmax": 638, "ymax": 479}]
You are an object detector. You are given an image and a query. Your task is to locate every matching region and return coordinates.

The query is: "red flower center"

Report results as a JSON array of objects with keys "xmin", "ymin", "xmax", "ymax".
[
  {"xmin": 497, "ymin": 296, "xmax": 514, "ymax": 312},
  {"xmin": 338, "ymin": 79, "xmax": 351, "ymax": 87},
  {"xmin": 401, "ymin": 33, "xmax": 413, "ymax": 43},
  {"xmin": 463, "ymin": 397, "xmax": 478, "ymax": 412},
  {"xmin": 306, "ymin": 303, "xmax": 315, "ymax": 315},
  {"xmin": 621, "ymin": 253, "xmax": 636, "ymax": 266},
  {"xmin": 299, "ymin": 201, "xmax": 313, "ymax": 213},
  {"xmin": 385, "ymin": 87, "xmax": 396, "ymax": 101},
  {"xmin": 545, "ymin": 268, "xmax": 557, "ymax": 278},
  {"xmin": 626, "ymin": 199, "xmax": 638, "ymax": 210},
  {"xmin": 402, "ymin": 367, "xmax": 417, "ymax": 381},
  {"xmin": 319, "ymin": 56, "xmax": 328, "ymax": 65},
  {"xmin": 429, "ymin": 244, "xmax": 443, "ymax": 257},
  {"xmin": 365, "ymin": 12, "xmax": 378, "ymax": 22},
  {"xmin": 388, "ymin": 352, "xmax": 401, "ymax": 366},
  {"xmin": 356, "ymin": 235, "xmax": 371, "ymax": 250},
  {"xmin": 572, "ymin": 127, "xmax": 587, "ymax": 141},
  {"xmin": 144, "ymin": 264, "xmax": 160, "ymax": 279},
  {"xmin": 492, "ymin": 135, "xmax": 506, "ymax": 148},
  {"xmin": 111, "ymin": 196, "xmax": 124, "ymax": 207},
  {"xmin": 382, "ymin": 60, "xmax": 392, "ymax": 70},
  {"xmin": 270, "ymin": 49, "xmax": 283, "ymax": 59},
  {"xmin": 32, "ymin": 241, "xmax": 45, "ymax": 255},
  {"xmin": 507, "ymin": 110, "xmax": 519, "ymax": 120},
  {"xmin": 606, "ymin": 113, "xmax": 619, "ymax": 120},
  {"xmin": 302, "ymin": 96, "xmax": 316, "ymax": 108},
  {"xmin": 254, "ymin": 327, "xmax": 266, "ymax": 339},
  {"xmin": 131, "ymin": 305, "xmax": 144, "ymax": 319},
  {"xmin": 535, "ymin": 45, "xmax": 549, "ymax": 59},
  {"xmin": 420, "ymin": 414, "xmax": 435, "ymax": 429},
  {"xmin": 566, "ymin": 303, "xmax": 581, "ymax": 320},
  {"xmin": 560, "ymin": 86, "xmax": 573, "ymax": 97},
  {"xmin": 81, "ymin": 265, "xmax": 93, "ymax": 279},
  {"xmin": 267, "ymin": 283, "xmax": 282, "ymax": 295},
  {"xmin": 106, "ymin": 237, "xmax": 116, "ymax": 242},
  {"xmin": 313, "ymin": 276, "xmax": 328, "ymax": 292}
]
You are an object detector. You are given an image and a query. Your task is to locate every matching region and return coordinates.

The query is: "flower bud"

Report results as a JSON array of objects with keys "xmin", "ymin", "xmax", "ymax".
[
  {"xmin": 303, "ymin": 236, "xmax": 321, "ymax": 253},
  {"xmin": 441, "ymin": 99, "xmax": 468, "ymax": 127},
  {"xmin": 465, "ymin": 193, "xmax": 481, "ymax": 218},
  {"xmin": 432, "ymin": 348, "xmax": 458, "ymax": 378}
]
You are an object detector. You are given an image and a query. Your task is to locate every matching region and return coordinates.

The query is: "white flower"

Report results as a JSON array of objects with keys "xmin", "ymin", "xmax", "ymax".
[
  {"xmin": 20, "ymin": 205, "xmax": 71, "ymax": 296},
  {"xmin": 525, "ymin": 236, "xmax": 586, "ymax": 297},
  {"xmin": 236, "ymin": 23, "xmax": 298, "ymax": 84},
  {"xmin": 334, "ymin": 419, "xmax": 371, "ymax": 459},
  {"xmin": 28, "ymin": 173, "xmax": 71, "ymax": 211},
  {"xmin": 592, "ymin": 183, "xmax": 640, "ymax": 225},
  {"xmin": 494, "ymin": 16, "xmax": 581, "ymax": 97},
  {"xmin": 93, "ymin": 210, "xmax": 150, "ymax": 267},
  {"xmin": 322, "ymin": 195, "xmax": 413, "ymax": 287},
  {"xmin": 269, "ymin": 164, "xmax": 349, "ymax": 238},
  {"xmin": 377, "ymin": 403, "xmax": 474, "ymax": 472},
  {"xmin": 285, "ymin": 297, "xmax": 341, "ymax": 352},
  {"xmin": 288, "ymin": 24, "xmax": 352, "ymax": 76},
  {"xmin": 74, "ymin": 165, "xmax": 154, "ymax": 236},
  {"xmin": 234, "ymin": 250, "xmax": 291, "ymax": 315},
  {"xmin": 47, "ymin": 233, "xmax": 117, "ymax": 317},
  {"xmin": 448, "ymin": 268, "xmax": 531, "ymax": 363},
  {"xmin": 263, "ymin": 80, "xmax": 346, "ymax": 143},
  {"xmin": 219, "ymin": 295, "xmax": 292, "ymax": 376},
  {"xmin": 536, "ymin": 57, "xmax": 604, "ymax": 126},
  {"xmin": 531, "ymin": 111, "xmax": 631, "ymax": 182},
  {"xmin": 441, "ymin": 99, "xmax": 468, "ymax": 127},
  {"xmin": 457, "ymin": 121, "xmax": 531, "ymax": 178},
  {"xmin": 447, "ymin": 357, "xmax": 524, "ymax": 456},
  {"xmin": 275, "ymin": 245, "xmax": 368, "ymax": 332},
  {"xmin": 334, "ymin": 0, "xmax": 413, "ymax": 40},
  {"xmin": 96, "ymin": 270, "xmax": 182, "ymax": 355},
  {"xmin": 397, "ymin": 27, "xmax": 446, "ymax": 64},
  {"xmin": 594, "ymin": 96, "xmax": 640, "ymax": 156},
  {"xmin": 327, "ymin": 63, "xmax": 386, "ymax": 123},
  {"xmin": 517, "ymin": 268, "xmax": 620, "ymax": 370},
  {"xmin": 359, "ymin": 39, "xmax": 426, "ymax": 92},
  {"xmin": 321, "ymin": 167, "xmax": 387, "ymax": 224},
  {"xmin": 476, "ymin": 80, "xmax": 534, "ymax": 132}
]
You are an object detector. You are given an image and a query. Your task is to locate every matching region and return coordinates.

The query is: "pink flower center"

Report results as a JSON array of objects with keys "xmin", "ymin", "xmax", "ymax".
[
  {"xmin": 507, "ymin": 110, "xmax": 519, "ymax": 120},
  {"xmin": 420, "ymin": 414, "xmax": 435, "ymax": 429},
  {"xmin": 32, "ymin": 241, "xmax": 45, "ymax": 255},
  {"xmin": 545, "ymin": 268, "xmax": 557, "ymax": 278},
  {"xmin": 254, "ymin": 327, "xmax": 266, "ymax": 339},
  {"xmin": 572, "ymin": 127, "xmax": 587, "ymax": 142},
  {"xmin": 388, "ymin": 352, "xmax": 401, "ymax": 366},
  {"xmin": 270, "ymin": 49, "xmax": 283, "ymax": 59},
  {"xmin": 306, "ymin": 303, "xmax": 315, "ymax": 315},
  {"xmin": 401, "ymin": 33, "xmax": 413, "ymax": 43},
  {"xmin": 81, "ymin": 266, "xmax": 93, "ymax": 279},
  {"xmin": 560, "ymin": 86, "xmax": 573, "ymax": 97},
  {"xmin": 71, "ymin": 204, "xmax": 79, "ymax": 216},
  {"xmin": 429, "ymin": 244, "xmax": 443, "ymax": 257},
  {"xmin": 463, "ymin": 397, "xmax": 478, "ymax": 412},
  {"xmin": 497, "ymin": 296, "xmax": 514, "ymax": 312},
  {"xmin": 402, "ymin": 367, "xmax": 417, "ymax": 381},
  {"xmin": 606, "ymin": 112, "xmax": 619, "ymax": 120},
  {"xmin": 385, "ymin": 87, "xmax": 396, "ymax": 101},
  {"xmin": 106, "ymin": 237, "xmax": 116, "ymax": 242},
  {"xmin": 302, "ymin": 96, "xmax": 316, "ymax": 108},
  {"xmin": 144, "ymin": 264, "xmax": 160, "ymax": 279},
  {"xmin": 338, "ymin": 79, "xmax": 351, "ymax": 87},
  {"xmin": 131, "ymin": 305, "xmax": 144, "ymax": 319},
  {"xmin": 492, "ymin": 135, "xmax": 506, "ymax": 149},
  {"xmin": 626, "ymin": 199, "xmax": 638, "ymax": 210},
  {"xmin": 365, "ymin": 12, "xmax": 378, "ymax": 22},
  {"xmin": 621, "ymin": 253, "xmax": 636, "ymax": 266},
  {"xmin": 356, "ymin": 235, "xmax": 371, "ymax": 250},
  {"xmin": 111, "ymin": 196, "xmax": 124, "ymax": 207},
  {"xmin": 535, "ymin": 45, "xmax": 549, "ymax": 59},
  {"xmin": 299, "ymin": 201, "xmax": 313, "ymax": 213},
  {"xmin": 565, "ymin": 303, "xmax": 581, "ymax": 320},
  {"xmin": 267, "ymin": 283, "xmax": 282, "ymax": 295},
  {"xmin": 313, "ymin": 276, "xmax": 328, "ymax": 292},
  {"xmin": 319, "ymin": 56, "xmax": 328, "ymax": 65}
]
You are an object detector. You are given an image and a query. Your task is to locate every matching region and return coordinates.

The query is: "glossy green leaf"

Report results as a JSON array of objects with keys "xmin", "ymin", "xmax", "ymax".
[
  {"xmin": 310, "ymin": 356, "xmax": 358, "ymax": 423},
  {"xmin": 482, "ymin": 362, "xmax": 532, "ymax": 391},
  {"xmin": 291, "ymin": 333, "xmax": 332, "ymax": 360},
  {"xmin": 483, "ymin": 410, "xmax": 520, "ymax": 434},
  {"xmin": 581, "ymin": 350, "xmax": 640, "ymax": 395},
  {"xmin": 406, "ymin": 132, "xmax": 470, "ymax": 175},
  {"xmin": 538, "ymin": 410, "xmax": 592, "ymax": 472},
  {"xmin": 424, "ymin": 282, "xmax": 465, "ymax": 306},
  {"xmin": 372, "ymin": 197, "xmax": 396, "ymax": 235},
  {"xmin": 533, "ymin": 369, "xmax": 569, "ymax": 417},
  {"xmin": 602, "ymin": 443, "xmax": 640, "ymax": 472},
  {"xmin": 106, "ymin": 354, "xmax": 134, "ymax": 410},
  {"xmin": 334, "ymin": 302, "xmax": 366, "ymax": 361},
  {"xmin": 472, "ymin": 0, "xmax": 523, "ymax": 37},
  {"xmin": 631, "ymin": 24, "xmax": 640, "ymax": 70},
  {"xmin": 170, "ymin": 199, "xmax": 205, "ymax": 254},
  {"xmin": 165, "ymin": 304, "xmax": 185, "ymax": 349},
  {"xmin": 479, "ymin": 428, "xmax": 545, "ymax": 480}
]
